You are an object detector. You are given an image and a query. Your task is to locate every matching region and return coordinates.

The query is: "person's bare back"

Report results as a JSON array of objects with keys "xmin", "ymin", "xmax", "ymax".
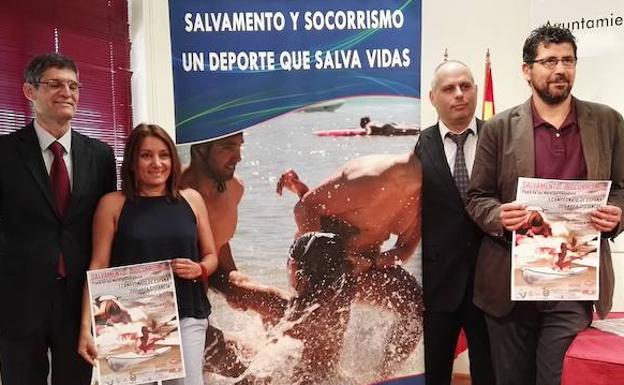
[
  {"xmin": 277, "ymin": 151, "xmax": 424, "ymax": 376},
  {"xmin": 281, "ymin": 152, "xmax": 422, "ymax": 271},
  {"xmin": 325, "ymin": 153, "xmax": 420, "ymax": 255}
]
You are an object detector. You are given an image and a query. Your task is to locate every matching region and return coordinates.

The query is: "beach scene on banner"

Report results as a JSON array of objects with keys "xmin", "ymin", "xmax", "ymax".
[
  {"xmin": 179, "ymin": 95, "xmax": 424, "ymax": 385},
  {"xmin": 512, "ymin": 178, "xmax": 611, "ymax": 301},
  {"xmin": 86, "ymin": 261, "xmax": 185, "ymax": 385}
]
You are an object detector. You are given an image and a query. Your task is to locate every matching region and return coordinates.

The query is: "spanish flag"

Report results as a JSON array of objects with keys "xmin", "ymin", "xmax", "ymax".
[{"xmin": 482, "ymin": 49, "xmax": 495, "ymax": 120}]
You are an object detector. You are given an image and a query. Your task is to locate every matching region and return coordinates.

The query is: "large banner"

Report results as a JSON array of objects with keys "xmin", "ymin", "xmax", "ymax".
[
  {"xmin": 169, "ymin": 1, "xmax": 423, "ymax": 385},
  {"xmin": 169, "ymin": 0, "xmax": 421, "ymax": 144}
]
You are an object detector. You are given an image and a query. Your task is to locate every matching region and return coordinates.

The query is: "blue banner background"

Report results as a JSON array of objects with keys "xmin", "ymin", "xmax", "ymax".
[{"xmin": 169, "ymin": 0, "xmax": 421, "ymax": 144}]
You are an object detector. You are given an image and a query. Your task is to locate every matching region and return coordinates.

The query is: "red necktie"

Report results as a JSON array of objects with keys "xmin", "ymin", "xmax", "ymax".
[{"xmin": 49, "ymin": 141, "xmax": 71, "ymax": 277}]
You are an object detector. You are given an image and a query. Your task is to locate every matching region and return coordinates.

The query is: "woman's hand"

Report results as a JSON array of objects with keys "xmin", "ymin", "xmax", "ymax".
[
  {"xmin": 171, "ymin": 258, "xmax": 202, "ymax": 280},
  {"xmin": 77, "ymin": 330, "xmax": 98, "ymax": 366}
]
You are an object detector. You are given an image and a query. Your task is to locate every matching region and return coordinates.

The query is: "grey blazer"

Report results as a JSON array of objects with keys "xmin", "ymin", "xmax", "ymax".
[{"xmin": 466, "ymin": 97, "xmax": 624, "ymax": 319}]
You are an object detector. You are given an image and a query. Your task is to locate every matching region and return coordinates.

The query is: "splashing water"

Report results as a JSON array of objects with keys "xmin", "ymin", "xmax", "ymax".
[{"xmin": 204, "ymin": 290, "xmax": 424, "ymax": 385}]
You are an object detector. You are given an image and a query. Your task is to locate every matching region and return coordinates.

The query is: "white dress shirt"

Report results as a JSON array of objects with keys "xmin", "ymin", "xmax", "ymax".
[
  {"xmin": 34, "ymin": 120, "xmax": 74, "ymax": 190},
  {"xmin": 438, "ymin": 117, "xmax": 478, "ymax": 177}
]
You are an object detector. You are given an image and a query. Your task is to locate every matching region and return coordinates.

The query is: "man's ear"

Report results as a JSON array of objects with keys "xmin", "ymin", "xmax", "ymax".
[
  {"xmin": 23, "ymin": 82, "xmax": 35, "ymax": 102},
  {"xmin": 522, "ymin": 63, "xmax": 532, "ymax": 83}
]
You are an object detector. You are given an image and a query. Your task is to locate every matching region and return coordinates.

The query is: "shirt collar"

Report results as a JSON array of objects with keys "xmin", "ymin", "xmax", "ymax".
[
  {"xmin": 34, "ymin": 120, "xmax": 72, "ymax": 153},
  {"xmin": 531, "ymin": 100, "xmax": 577, "ymax": 130},
  {"xmin": 438, "ymin": 116, "xmax": 477, "ymax": 141}
]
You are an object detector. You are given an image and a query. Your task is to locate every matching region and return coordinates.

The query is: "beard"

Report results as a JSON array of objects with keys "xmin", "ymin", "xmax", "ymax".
[
  {"xmin": 210, "ymin": 166, "xmax": 235, "ymax": 182},
  {"xmin": 203, "ymin": 163, "xmax": 236, "ymax": 193},
  {"xmin": 533, "ymin": 75, "xmax": 572, "ymax": 105}
]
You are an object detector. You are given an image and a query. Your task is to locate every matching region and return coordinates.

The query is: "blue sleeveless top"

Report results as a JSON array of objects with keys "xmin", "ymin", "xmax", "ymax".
[{"xmin": 111, "ymin": 196, "xmax": 210, "ymax": 319}]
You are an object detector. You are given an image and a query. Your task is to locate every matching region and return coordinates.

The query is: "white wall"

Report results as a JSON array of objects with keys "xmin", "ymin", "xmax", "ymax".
[
  {"xmin": 128, "ymin": 0, "xmax": 624, "ymax": 311},
  {"xmin": 420, "ymin": 0, "xmax": 531, "ymax": 125},
  {"xmin": 128, "ymin": 0, "xmax": 175, "ymax": 136}
]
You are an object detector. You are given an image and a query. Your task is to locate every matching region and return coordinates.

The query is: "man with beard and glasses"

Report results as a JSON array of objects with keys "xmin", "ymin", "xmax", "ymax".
[
  {"xmin": 466, "ymin": 25, "xmax": 624, "ymax": 385},
  {"xmin": 180, "ymin": 133, "xmax": 287, "ymax": 377}
]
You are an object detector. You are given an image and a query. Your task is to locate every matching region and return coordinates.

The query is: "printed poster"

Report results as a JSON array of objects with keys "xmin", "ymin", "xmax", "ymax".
[
  {"xmin": 512, "ymin": 177, "xmax": 611, "ymax": 301},
  {"xmin": 169, "ymin": 1, "xmax": 425, "ymax": 384},
  {"xmin": 87, "ymin": 261, "xmax": 184, "ymax": 385}
]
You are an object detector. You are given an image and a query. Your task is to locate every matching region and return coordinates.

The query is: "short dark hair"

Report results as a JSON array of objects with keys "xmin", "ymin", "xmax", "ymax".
[
  {"xmin": 189, "ymin": 132, "xmax": 244, "ymax": 164},
  {"xmin": 523, "ymin": 25, "xmax": 577, "ymax": 63},
  {"xmin": 23, "ymin": 52, "xmax": 78, "ymax": 86},
  {"xmin": 121, "ymin": 124, "xmax": 182, "ymax": 201},
  {"xmin": 289, "ymin": 232, "xmax": 347, "ymax": 292},
  {"xmin": 189, "ymin": 141, "xmax": 212, "ymax": 164}
]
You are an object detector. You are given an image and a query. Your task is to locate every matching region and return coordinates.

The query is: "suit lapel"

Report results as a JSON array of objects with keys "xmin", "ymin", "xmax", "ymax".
[
  {"xmin": 65, "ymin": 131, "xmax": 90, "ymax": 221},
  {"xmin": 512, "ymin": 99, "xmax": 536, "ymax": 178},
  {"xmin": 421, "ymin": 123, "xmax": 464, "ymax": 204},
  {"xmin": 575, "ymin": 98, "xmax": 600, "ymax": 179},
  {"xmin": 475, "ymin": 118, "xmax": 484, "ymax": 146},
  {"xmin": 15, "ymin": 123, "xmax": 57, "ymax": 214}
]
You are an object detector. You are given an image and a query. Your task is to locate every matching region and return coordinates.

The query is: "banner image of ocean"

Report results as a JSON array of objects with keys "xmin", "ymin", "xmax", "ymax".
[{"xmin": 179, "ymin": 96, "xmax": 424, "ymax": 385}]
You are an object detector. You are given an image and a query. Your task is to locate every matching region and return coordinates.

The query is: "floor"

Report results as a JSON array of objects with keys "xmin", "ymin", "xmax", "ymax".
[{"xmin": 451, "ymin": 374, "xmax": 472, "ymax": 385}]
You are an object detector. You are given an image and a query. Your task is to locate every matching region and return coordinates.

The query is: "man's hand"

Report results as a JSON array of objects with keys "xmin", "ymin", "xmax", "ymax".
[
  {"xmin": 224, "ymin": 271, "xmax": 289, "ymax": 313},
  {"xmin": 276, "ymin": 169, "xmax": 309, "ymax": 198},
  {"xmin": 591, "ymin": 205, "xmax": 622, "ymax": 233},
  {"xmin": 500, "ymin": 202, "xmax": 529, "ymax": 231},
  {"xmin": 224, "ymin": 271, "xmax": 252, "ymax": 311}
]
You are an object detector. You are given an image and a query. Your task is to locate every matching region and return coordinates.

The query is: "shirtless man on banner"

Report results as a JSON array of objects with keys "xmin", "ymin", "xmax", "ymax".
[
  {"xmin": 276, "ymin": 150, "xmax": 424, "ymax": 376},
  {"xmin": 181, "ymin": 132, "xmax": 286, "ymax": 377}
]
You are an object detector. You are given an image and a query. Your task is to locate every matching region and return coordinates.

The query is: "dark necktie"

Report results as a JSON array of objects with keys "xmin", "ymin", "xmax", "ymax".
[
  {"xmin": 447, "ymin": 130, "xmax": 472, "ymax": 202},
  {"xmin": 49, "ymin": 141, "xmax": 71, "ymax": 276}
]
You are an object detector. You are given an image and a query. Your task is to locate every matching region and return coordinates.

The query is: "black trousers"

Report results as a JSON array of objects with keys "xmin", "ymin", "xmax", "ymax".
[
  {"xmin": 485, "ymin": 301, "xmax": 592, "ymax": 385},
  {"xmin": 424, "ymin": 286, "xmax": 495, "ymax": 385},
  {"xmin": 0, "ymin": 279, "xmax": 92, "ymax": 385}
]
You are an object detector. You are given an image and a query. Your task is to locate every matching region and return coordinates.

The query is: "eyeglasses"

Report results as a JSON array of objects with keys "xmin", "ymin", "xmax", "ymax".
[
  {"xmin": 529, "ymin": 56, "xmax": 577, "ymax": 69},
  {"xmin": 35, "ymin": 79, "xmax": 81, "ymax": 92}
]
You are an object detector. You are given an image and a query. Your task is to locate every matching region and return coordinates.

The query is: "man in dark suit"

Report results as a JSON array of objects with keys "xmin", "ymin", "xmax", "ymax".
[
  {"xmin": 467, "ymin": 26, "xmax": 624, "ymax": 385},
  {"xmin": 0, "ymin": 53, "xmax": 117, "ymax": 385},
  {"xmin": 415, "ymin": 60, "xmax": 495, "ymax": 385}
]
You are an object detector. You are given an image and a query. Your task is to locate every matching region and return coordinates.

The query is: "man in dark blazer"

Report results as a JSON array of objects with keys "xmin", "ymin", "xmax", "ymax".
[
  {"xmin": 467, "ymin": 26, "xmax": 624, "ymax": 385},
  {"xmin": 0, "ymin": 53, "xmax": 117, "ymax": 385},
  {"xmin": 415, "ymin": 60, "xmax": 494, "ymax": 385}
]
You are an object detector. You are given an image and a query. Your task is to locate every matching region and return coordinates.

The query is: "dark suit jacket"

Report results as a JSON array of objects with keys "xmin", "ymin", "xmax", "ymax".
[
  {"xmin": 415, "ymin": 120, "xmax": 484, "ymax": 312},
  {"xmin": 467, "ymin": 98, "xmax": 624, "ymax": 318},
  {"xmin": 0, "ymin": 121, "xmax": 116, "ymax": 336}
]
